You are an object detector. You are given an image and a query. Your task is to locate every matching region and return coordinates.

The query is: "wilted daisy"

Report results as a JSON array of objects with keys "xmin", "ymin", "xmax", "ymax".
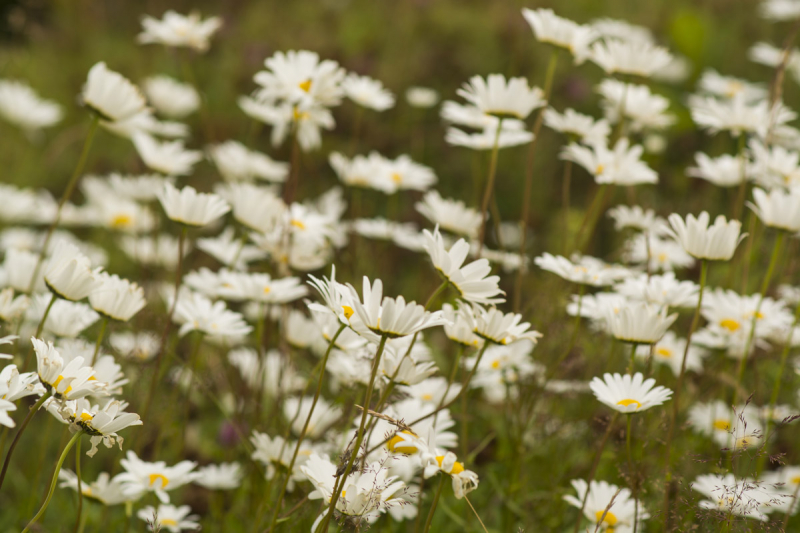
[
  {"xmin": 143, "ymin": 76, "xmax": 199, "ymax": 119},
  {"xmin": 590, "ymin": 372, "xmax": 672, "ymax": 413},
  {"xmin": 343, "ymin": 73, "xmax": 395, "ymax": 111},
  {"xmin": 89, "ymin": 272, "xmax": 146, "ymax": 322},
  {"xmin": 589, "ymin": 38, "xmax": 673, "ymax": 78},
  {"xmin": 133, "ymin": 133, "xmax": 202, "ymax": 176},
  {"xmin": 457, "ymin": 74, "xmax": 545, "ymax": 120},
  {"xmin": 666, "ymin": 212, "xmax": 745, "ymax": 261},
  {"xmin": 0, "ymin": 79, "xmax": 62, "ymax": 131},
  {"xmin": 137, "ymin": 504, "xmax": 200, "ymax": 532},
  {"xmin": 564, "ymin": 479, "xmax": 648, "ymax": 532},
  {"xmin": 44, "ymin": 240, "xmax": 102, "ymax": 301},
  {"xmin": 521, "ymin": 8, "xmax": 597, "ymax": 63},
  {"xmin": 422, "ymin": 228, "xmax": 504, "ymax": 304},
  {"xmin": 138, "ymin": 10, "xmax": 222, "ymax": 52},
  {"xmin": 158, "ymin": 183, "xmax": 231, "ymax": 227},
  {"xmin": 208, "ymin": 140, "xmax": 288, "ymax": 182},
  {"xmin": 82, "ymin": 62, "xmax": 147, "ymax": 123}
]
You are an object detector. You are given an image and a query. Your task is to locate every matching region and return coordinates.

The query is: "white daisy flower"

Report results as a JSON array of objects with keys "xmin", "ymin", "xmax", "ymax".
[
  {"xmin": 748, "ymin": 187, "xmax": 800, "ymax": 231},
  {"xmin": 82, "ymin": 62, "xmax": 147, "ymax": 123},
  {"xmin": 89, "ymin": 272, "xmax": 146, "ymax": 322},
  {"xmin": 117, "ymin": 451, "xmax": 199, "ymax": 503},
  {"xmin": 133, "ymin": 133, "xmax": 202, "ymax": 176},
  {"xmin": 456, "ymin": 74, "xmax": 545, "ymax": 120},
  {"xmin": 590, "ymin": 372, "xmax": 672, "ymax": 413},
  {"xmin": 343, "ymin": 73, "xmax": 395, "ymax": 111},
  {"xmin": 137, "ymin": 504, "xmax": 200, "ymax": 532},
  {"xmin": 564, "ymin": 479, "xmax": 648, "ymax": 532},
  {"xmin": 0, "ymin": 79, "xmax": 62, "ymax": 131},
  {"xmin": 589, "ymin": 38, "xmax": 673, "ymax": 78},
  {"xmin": 44, "ymin": 240, "xmax": 102, "ymax": 302},
  {"xmin": 157, "ymin": 183, "xmax": 230, "ymax": 227},
  {"xmin": 666, "ymin": 211, "xmax": 746, "ymax": 261},
  {"xmin": 143, "ymin": 76, "xmax": 200, "ymax": 119},
  {"xmin": 521, "ymin": 8, "xmax": 597, "ymax": 63},
  {"xmin": 208, "ymin": 140, "xmax": 288, "ymax": 182},
  {"xmin": 138, "ymin": 10, "xmax": 222, "ymax": 52}
]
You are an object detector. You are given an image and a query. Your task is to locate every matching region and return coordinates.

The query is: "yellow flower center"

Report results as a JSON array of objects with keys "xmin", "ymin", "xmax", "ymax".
[
  {"xmin": 263, "ymin": 286, "xmax": 271, "ymax": 294},
  {"xmin": 79, "ymin": 413, "xmax": 93, "ymax": 422},
  {"xmin": 110, "ymin": 214, "xmax": 133, "ymax": 228},
  {"xmin": 298, "ymin": 79, "xmax": 312, "ymax": 92},
  {"xmin": 161, "ymin": 519, "xmax": 178, "ymax": 526},
  {"xmin": 290, "ymin": 219, "xmax": 306, "ymax": 230},
  {"xmin": 719, "ymin": 319, "xmax": 740, "ymax": 332},
  {"xmin": 148, "ymin": 473, "xmax": 170, "ymax": 488},
  {"xmin": 656, "ymin": 347, "xmax": 672, "ymax": 358},
  {"xmin": 386, "ymin": 430, "xmax": 419, "ymax": 455},
  {"xmin": 791, "ymin": 476, "xmax": 800, "ymax": 485},
  {"xmin": 595, "ymin": 164, "xmax": 605, "ymax": 175},
  {"xmin": 725, "ymin": 81, "xmax": 744, "ymax": 97},
  {"xmin": 713, "ymin": 419, "xmax": 730, "ymax": 431},
  {"xmin": 435, "ymin": 455, "xmax": 465, "ymax": 474},
  {"xmin": 491, "ymin": 360, "xmax": 501, "ymax": 369},
  {"xmin": 292, "ymin": 108, "xmax": 309, "ymax": 121},
  {"xmin": 342, "ymin": 306, "xmax": 354, "ymax": 320},
  {"xmin": 52, "ymin": 375, "xmax": 65, "ymax": 388},
  {"xmin": 616, "ymin": 399, "xmax": 642, "ymax": 409},
  {"xmin": 391, "ymin": 173, "xmax": 402, "ymax": 184},
  {"xmin": 657, "ymin": 253, "xmax": 668, "ymax": 263},
  {"xmin": 595, "ymin": 510, "xmax": 618, "ymax": 527},
  {"xmin": 421, "ymin": 393, "xmax": 433, "ymax": 401}
]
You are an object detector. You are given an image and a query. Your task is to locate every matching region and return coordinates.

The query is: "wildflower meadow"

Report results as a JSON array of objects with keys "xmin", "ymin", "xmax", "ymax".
[{"xmin": 3, "ymin": 1, "xmax": 800, "ymax": 531}]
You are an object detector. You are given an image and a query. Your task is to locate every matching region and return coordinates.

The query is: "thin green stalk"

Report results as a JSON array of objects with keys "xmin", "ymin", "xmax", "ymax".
[
  {"xmin": 561, "ymin": 159, "xmax": 574, "ymax": 256},
  {"xmin": 22, "ymin": 430, "xmax": 83, "ymax": 533},
  {"xmin": 662, "ymin": 259, "xmax": 707, "ymax": 529},
  {"xmin": 437, "ymin": 344, "xmax": 465, "ymax": 412},
  {"xmin": 733, "ymin": 133, "xmax": 748, "ymax": 223},
  {"xmin": 626, "ymin": 415, "xmax": 639, "ymax": 533},
  {"xmin": 90, "ymin": 316, "xmax": 109, "ymax": 366},
  {"xmin": 72, "ymin": 434, "xmax": 83, "ymax": 533},
  {"xmin": 422, "ymin": 475, "xmax": 446, "ymax": 533},
  {"xmin": 627, "ymin": 342, "xmax": 639, "ymax": 375},
  {"xmin": 477, "ymin": 118, "xmax": 504, "ymax": 255},
  {"xmin": 23, "ymin": 293, "xmax": 58, "ymax": 370},
  {"xmin": 572, "ymin": 412, "xmax": 619, "ymax": 533},
  {"xmin": 514, "ymin": 48, "xmax": 559, "ymax": 311},
  {"xmin": 266, "ymin": 324, "xmax": 346, "ymax": 533},
  {"xmin": 0, "ymin": 391, "xmax": 50, "ymax": 490},
  {"xmin": 573, "ymin": 184, "xmax": 609, "ymax": 252},
  {"xmin": 731, "ymin": 231, "xmax": 784, "ymax": 405},
  {"xmin": 316, "ymin": 334, "xmax": 389, "ymax": 533},
  {"xmin": 27, "ymin": 116, "xmax": 100, "ymax": 295}
]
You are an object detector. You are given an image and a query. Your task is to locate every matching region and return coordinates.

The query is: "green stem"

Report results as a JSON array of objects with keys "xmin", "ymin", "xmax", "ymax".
[
  {"xmin": 22, "ymin": 430, "xmax": 83, "ymax": 533},
  {"xmin": 627, "ymin": 342, "xmax": 639, "ymax": 376},
  {"xmin": 315, "ymin": 334, "xmax": 389, "ymax": 533},
  {"xmin": 561, "ymin": 159, "xmax": 574, "ymax": 256},
  {"xmin": 0, "ymin": 391, "xmax": 51, "ymax": 490},
  {"xmin": 27, "ymin": 116, "xmax": 100, "ymax": 295},
  {"xmin": 573, "ymin": 184, "xmax": 609, "ymax": 252},
  {"xmin": 90, "ymin": 316, "xmax": 109, "ymax": 366},
  {"xmin": 423, "ymin": 475, "xmax": 447, "ymax": 533},
  {"xmin": 572, "ymin": 412, "xmax": 619, "ymax": 533},
  {"xmin": 437, "ymin": 344, "xmax": 465, "ymax": 412},
  {"xmin": 662, "ymin": 259, "xmax": 707, "ymax": 529},
  {"xmin": 626, "ymin": 415, "xmax": 639, "ymax": 533},
  {"xmin": 267, "ymin": 324, "xmax": 346, "ymax": 533},
  {"xmin": 733, "ymin": 133, "xmax": 748, "ymax": 223},
  {"xmin": 72, "ymin": 434, "xmax": 83, "ymax": 533},
  {"xmin": 731, "ymin": 231, "xmax": 784, "ymax": 405},
  {"xmin": 477, "ymin": 118, "xmax": 504, "ymax": 255},
  {"xmin": 24, "ymin": 293, "xmax": 58, "ymax": 370}
]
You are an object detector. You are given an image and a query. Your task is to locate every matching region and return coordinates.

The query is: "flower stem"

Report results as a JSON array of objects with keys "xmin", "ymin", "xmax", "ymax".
[
  {"xmin": 27, "ymin": 115, "xmax": 100, "ymax": 295},
  {"xmin": 626, "ymin": 414, "xmax": 640, "ymax": 533},
  {"xmin": 662, "ymin": 259, "xmax": 707, "ymax": 529},
  {"xmin": 572, "ymin": 412, "xmax": 619, "ymax": 533},
  {"xmin": 423, "ymin": 475, "xmax": 446, "ymax": 533},
  {"xmin": 477, "ymin": 118, "xmax": 504, "ymax": 255},
  {"xmin": 560, "ymin": 159, "xmax": 574, "ymax": 256},
  {"xmin": 731, "ymin": 230, "xmax": 784, "ymax": 405},
  {"xmin": 22, "ymin": 430, "xmax": 83, "ymax": 533},
  {"xmin": 0, "ymin": 391, "xmax": 50, "ymax": 491},
  {"xmin": 267, "ymin": 324, "xmax": 346, "ymax": 533},
  {"xmin": 90, "ymin": 316, "xmax": 109, "ymax": 366},
  {"xmin": 627, "ymin": 342, "xmax": 639, "ymax": 376},
  {"xmin": 315, "ymin": 334, "xmax": 389, "ymax": 533},
  {"xmin": 72, "ymin": 434, "xmax": 83, "ymax": 533},
  {"xmin": 573, "ymin": 183, "xmax": 609, "ymax": 253},
  {"xmin": 23, "ymin": 293, "xmax": 58, "ymax": 370}
]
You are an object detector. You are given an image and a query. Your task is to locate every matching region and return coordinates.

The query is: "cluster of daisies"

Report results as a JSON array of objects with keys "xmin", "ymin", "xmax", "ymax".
[{"xmin": 2, "ymin": 2, "xmax": 800, "ymax": 532}]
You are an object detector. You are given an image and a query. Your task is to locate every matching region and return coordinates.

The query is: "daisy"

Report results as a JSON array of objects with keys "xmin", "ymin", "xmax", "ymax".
[
  {"xmin": 415, "ymin": 190, "xmax": 482, "ymax": 239},
  {"xmin": 589, "ymin": 372, "xmax": 672, "ymax": 413},
  {"xmin": 688, "ymin": 401, "xmax": 763, "ymax": 449},
  {"xmin": 283, "ymin": 396, "xmax": 343, "ymax": 439},
  {"xmin": 117, "ymin": 451, "xmax": 199, "ymax": 503},
  {"xmin": 614, "ymin": 272, "xmax": 699, "ymax": 309},
  {"xmin": 119, "ymin": 235, "xmax": 187, "ymax": 269},
  {"xmin": 623, "ymin": 234, "xmax": 696, "ymax": 272},
  {"xmin": 30, "ymin": 295, "xmax": 100, "ymax": 338},
  {"xmin": 108, "ymin": 173, "xmax": 174, "ymax": 202},
  {"xmin": 666, "ymin": 212, "xmax": 746, "ymax": 261},
  {"xmin": 697, "ymin": 69, "xmax": 767, "ymax": 102},
  {"xmin": 692, "ymin": 474, "xmax": 786, "ymax": 520},
  {"xmin": 133, "ymin": 133, "xmax": 202, "ymax": 176},
  {"xmin": 561, "ymin": 138, "xmax": 658, "ymax": 185},
  {"xmin": 590, "ymin": 18, "xmax": 654, "ymax": 44},
  {"xmin": 254, "ymin": 50, "xmax": 346, "ymax": 108},
  {"xmin": 216, "ymin": 271, "xmax": 307, "ymax": 304},
  {"xmin": 0, "ymin": 363, "xmax": 44, "ymax": 401},
  {"xmin": 138, "ymin": 10, "xmax": 222, "ymax": 52},
  {"xmin": 89, "ymin": 272, "xmax": 146, "ymax": 322},
  {"xmin": 343, "ymin": 73, "xmax": 395, "ymax": 111},
  {"xmin": 229, "ymin": 348, "xmax": 304, "ymax": 396},
  {"xmin": 406, "ymin": 86, "xmax": 439, "ymax": 108},
  {"xmin": 328, "ymin": 151, "xmax": 386, "ymax": 189},
  {"xmin": 521, "ymin": 8, "xmax": 597, "ymax": 63},
  {"xmin": 196, "ymin": 228, "xmax": 264, "ymax": 270},
  {"xmin": 158, "ymin": 183, "xmax": 230, "ymax": 227},
  {"xmin": 208, "ymin": 140, "xmax": 288, "ymax": 182},
  {"xmin": 109, "ymin": 332, "xmax": 159, "ymax": 362},
  {"xmin": 689, "ymin": 93, "xmax": 796, "ymax": 137},
  {"xmin": 534, "ymin": 253, "xmax": 622, "ymax": 287},
  {"xmin": 597, "ymin": 79, "xmax": 674, "ymax": 132},
  {"xmin": 422, "ymin": 228, "xmax": 504, "ymax": 304},
  {"xmin": 602, "ymin": 302, "xmax": 677, "ymax": 344},
  {"xmin": 634, "ymin": 331, "xmax": 706, "ymax": 376},
  {"xmin": 761, "ymin": 0, "xmax": 800, "ymax": 20},
  {"xmin": 687, "ymin": 152, "xmax": 750, "ymax": 187},
  {"xmin": 457, "ymin": 74, "xmax": 545, "ymax": 120},
  {"xmin": 564, "ymin": 479, "xmax": 648, "ymax": 532},
  {"xmin": 461, "ymin": 304, "xmax": 542, "ymax": 346},
  {"xmin": 377, "ymin": 154, "xmax": 437, "ymax": 193},
  {"xmin": 420, "ymin": 443, "xmax": 479, "ymax": 499},
  {"xmin": 32, "ymin": 338, "xmax": 107, "ymax": 400},
  {"xmin": 607, "ymin": 204, "xmax": 666, "ymax": 233},
  {"xmin": 137, "ymin": 504, "xmax": 200, "ymax": 532},
  {"xmin": 250, "ymin": 432, "xmax": 292, "ymax": 480},
  {"xmin": 44, "ymin": 240, "xmax": 102, "ymax": 301},
  {"xmin": 101, "ymin": 110, "xmax": 188, "ymax": 140},
  {"xmin": 445, "ymin": 125, "xmax": 534, "ymax": 150},
  {"xmin": 58, "ymin": 470, "xmax": 130, "ymax": 505},
  {"xmin": 173, "ymin": 291, "xmax": 252, "ymax": 338},
  {"xmin": 0, "ymin": 288, "xmax": 30, "ymax": 322},
  {"xmin": 589, "ymin": 38, "xmax": 673, "ymax": 78},
  {"xmin": 143, "ymin": 76, "xmax": 199, "ymax": 119},
  {"xmin": 194, "ymin": 462, "xmax": 242, "ymax": 490},
  {"xmin": 240, "ymin": 98, "xmax": 335, "ymax": 151},
  {"xmin": 346, "ymin": 277, "xmax": 447, "ymax": 340},
  {"xmin": 65, "ymin": 399, "xmax": 142, "ymax": 457},
  {"xmin": 82, "ymin": 62, "xmax": 147, "ymax": 123},
  {"xmin": 0, "ymin": 79, "xmax": 62, "ymax": 131},
  {"xmin": 542, "ymin": 107, "xmax": 610, "ymax": 144},
  {"xmin": 748, "ymin": 187, "xmax": 800, "ymax": 231},
  {"xmin": 749, "ymin": 140, "xmax": 800, "ymax": 188},
  {"xmin": 3, "ymin": 248, "xmax": 46, "ymax": 292}
]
